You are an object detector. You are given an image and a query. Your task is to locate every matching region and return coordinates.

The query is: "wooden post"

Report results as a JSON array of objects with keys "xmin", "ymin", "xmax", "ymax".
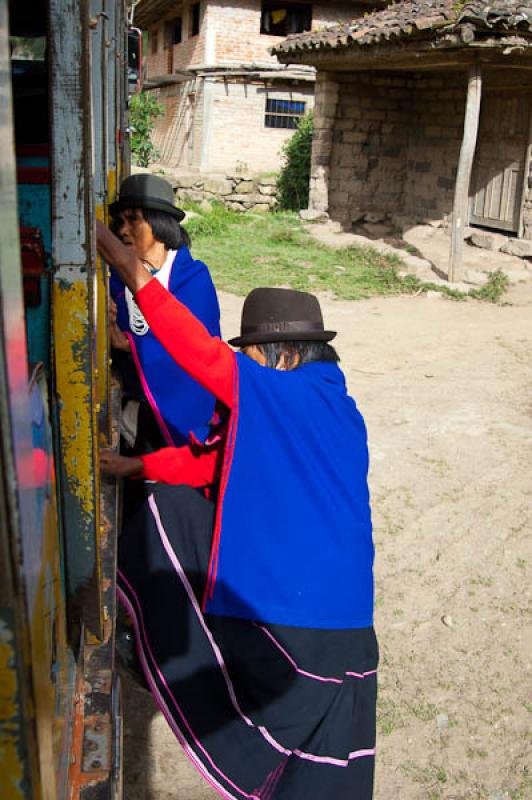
[
  {"xmin": 448, "ymin": 64, "xmax": 482, "ymax": 282},
  {"xmin": 517, "ymin": 104, "xmax": 532, "ymax": 239}
]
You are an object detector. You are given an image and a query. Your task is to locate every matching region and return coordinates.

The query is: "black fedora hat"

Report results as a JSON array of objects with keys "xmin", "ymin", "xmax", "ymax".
[
  {"xmin": 109, "ymin": 174, "xmax": 185, "ymax": 222},
  {"xmin": 228, "ymin": 287, "xmax": 336, "ymax": 347}
]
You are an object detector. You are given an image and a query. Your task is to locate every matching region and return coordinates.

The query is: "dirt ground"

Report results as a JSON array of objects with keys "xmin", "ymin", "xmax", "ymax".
[{"xmin": 122, "ymin": 281, "xmax": 532, "ymax": 800}]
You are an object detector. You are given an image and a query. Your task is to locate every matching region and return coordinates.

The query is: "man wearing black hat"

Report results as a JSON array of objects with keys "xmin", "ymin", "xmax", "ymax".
[{"xmin": 98, "ymin": 221, "xmax": 377, "ymax": 800}]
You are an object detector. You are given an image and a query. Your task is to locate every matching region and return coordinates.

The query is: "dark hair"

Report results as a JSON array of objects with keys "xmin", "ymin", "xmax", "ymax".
[
  {"xmin": 256, "ymin": 341, "xmax": 340, "ymax": 370},
  {"xmin": 110, "ymin": 207, "xmax": 191, "ymax": 250},
  {"xmin": 143, "ymin": 208, "xmax": 191, "ymax": 250}
]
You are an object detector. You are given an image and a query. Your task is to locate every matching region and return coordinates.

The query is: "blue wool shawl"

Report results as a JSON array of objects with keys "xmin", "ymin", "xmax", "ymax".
[
  {"xmin": 111, "ymin": 247, "xmax": 220, "ymax": 446},
  {"xmin": 205, "ymin": 354, "xmax": 374, "ymax": 629}
]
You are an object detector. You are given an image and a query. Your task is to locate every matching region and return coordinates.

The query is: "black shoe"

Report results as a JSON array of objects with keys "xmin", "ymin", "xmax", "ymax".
[{"xmin": 115, "ymin": 622, "xmax": 150, "ymax": 691}]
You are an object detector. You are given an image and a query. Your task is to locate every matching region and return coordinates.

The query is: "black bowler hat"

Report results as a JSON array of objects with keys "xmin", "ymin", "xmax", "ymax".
[
  {"xmin": 228, "ymin": 288, "xmax": 336, "ymax": 347},
  {"xmin": 109, "ymin": 174, "xmax": 185, "ymax": 222}
]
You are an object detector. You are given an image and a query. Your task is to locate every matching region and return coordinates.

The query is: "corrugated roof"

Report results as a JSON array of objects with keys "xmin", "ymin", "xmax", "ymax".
[{"xmin": 271, "ymin": 1, "xmax": 532, "ymax": 56}]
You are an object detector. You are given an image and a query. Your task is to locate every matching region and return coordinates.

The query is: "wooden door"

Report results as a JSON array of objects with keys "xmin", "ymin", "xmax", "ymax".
[{"xmin": 470, "ymin": 93, "xmax": 531, "ymax": 233}]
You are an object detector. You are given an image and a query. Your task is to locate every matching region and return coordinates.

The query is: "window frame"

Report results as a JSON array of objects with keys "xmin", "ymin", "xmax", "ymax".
[
  {"xmin": 264, "ymin": 98, "xmax": 306, "ymax": 130},
  {"xmin": 172, "ymin": 16, "xmax": 183, "ymax": 45},
  {"xmin": 260, "ymin": 1, "xmax": 312, "ymax": 37},
  {"xmin": 164, "ymin": 17, "xmax": 183, "ymax": 48},
  {"xmin": 190, "ymin": 2, "xmax": 201, "ymax": 38}
]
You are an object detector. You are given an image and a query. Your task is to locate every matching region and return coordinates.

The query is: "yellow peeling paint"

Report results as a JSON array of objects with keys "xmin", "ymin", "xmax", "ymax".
[
  {"xmin": 53, "ymin": 280, "xmax": 94, "ymax": 518},
  {"xmin": 0, "ymin": 631, "xmax": 25, "ymax": 800},
  {"xmin": 107, "ymin": 169, "xmax": 117, "ymax": 212},
  {"xmin": 54, "ymin": 277, "xmax": 104, "ymax": 634},
  {"xmin": 29, "ymin": 430, "xmax": 69, "ymax": 800}
]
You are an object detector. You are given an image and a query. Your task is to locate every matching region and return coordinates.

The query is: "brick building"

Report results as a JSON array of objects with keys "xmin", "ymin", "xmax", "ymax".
[
  {"xmin": 133, "ymin": 0, "xmax": 382, "ymax": 174},
  {"xmin": 273, "ymin": 0, "xmax": 532, "ymax": 278}
]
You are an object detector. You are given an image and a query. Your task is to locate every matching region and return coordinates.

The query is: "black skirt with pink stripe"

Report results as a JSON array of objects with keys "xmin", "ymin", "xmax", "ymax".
[{"xmin": 117, "ymin": 484, "xmax": 378, "ymax": 800}]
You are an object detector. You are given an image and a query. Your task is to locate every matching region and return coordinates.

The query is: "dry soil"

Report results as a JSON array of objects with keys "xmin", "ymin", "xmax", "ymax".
[{"xmin": 122, "ymin": 283, "xmax": 532, "ymax": 800}]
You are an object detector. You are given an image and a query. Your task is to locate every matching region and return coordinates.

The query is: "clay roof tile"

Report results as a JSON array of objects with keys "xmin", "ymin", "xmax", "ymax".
[{"xmin": 272, "ymin": 0, "xmax": 532, "ymax": 56}]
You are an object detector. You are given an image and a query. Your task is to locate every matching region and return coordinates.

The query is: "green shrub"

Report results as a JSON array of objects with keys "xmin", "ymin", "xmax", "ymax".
[
  {"xmin": 129, "ymin": 92, "xmax": 164, "ymax": 167},
  {"xmin": 277, "ymin": 112, "xmax": 314, "ymax": 211}
]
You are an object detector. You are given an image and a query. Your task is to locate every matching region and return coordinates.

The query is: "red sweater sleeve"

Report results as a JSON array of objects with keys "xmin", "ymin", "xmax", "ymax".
[
  {"xmin": 135, "ymin": 278, "xmax": 235, "ymax": 408},
  {"xmin": 139, "ymin": 444, "xmax": 220, "ymax": 486}
]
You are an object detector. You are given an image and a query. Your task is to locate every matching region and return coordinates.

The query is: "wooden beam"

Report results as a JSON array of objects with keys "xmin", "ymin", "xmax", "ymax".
[
  {"xmin": 448, "ymin": 64, "xmax": 483, "ymax": 282},
  {"xmin": 517, "ymin": 104, "xmax": 532, "ymax": 238},
  {"xmin": 279, "ymin": 40, "xmax": 532, "ymax": 74}
]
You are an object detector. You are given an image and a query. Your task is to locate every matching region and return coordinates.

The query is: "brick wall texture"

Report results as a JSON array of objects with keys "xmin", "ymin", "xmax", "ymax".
[
  {"xmin": 146, "ymin": 1, "xmax": 207, "ymax": 76},
  {"xmin": 144, "ymin": 1, "xmax": 361, "ymax": 175},
  {"xmin": 204, "ymin": 0, "xmax": 357, "ymax": 67},
  {"xmin": 151, "ymin": 79, "xmax": 314, "ymax": 173},
  {"xmin": 145, "ymin": 1, "xmax": 360, "ymax": 78},
  {"xmin": 151, "ymin": 79, "xmax": 205, "ymax": 168},
  {"xmin": 203, "ymin": 81, "xmax": 315, "ymax": 173}
]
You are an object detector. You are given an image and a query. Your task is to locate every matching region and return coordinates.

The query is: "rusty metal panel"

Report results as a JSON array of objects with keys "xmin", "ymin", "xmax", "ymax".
[
  {"xmin": 0, "ymin": 6, "xmax": 36, "ymax": 796},
  {"xmin": 0, "ymin": 608, "xmax": 32, "ymax": 800},
  {"xmin": 68, "ymin": 378, "xmax": 123, "ymax": 800},
  {"xmin": 49, "ymin": 0, "xmax": 104, "ymax": 638},
  {"xmin": 118, "ymin": 1, "xmax": 130, "ymax": 179},
  {"xmin": 91, "ymin": 1, "xmax": 112, "ymax": 433},
  {"xmin": 0, "ymin": 5, "xmax": 47, "ymax": 797},
  {"xmin": 26, "ymin": 367, "xmax": 75, "ymax": 800},
  {"xmin": 2, "ymin": 1, "xmax": 123, "ymax": 796}
]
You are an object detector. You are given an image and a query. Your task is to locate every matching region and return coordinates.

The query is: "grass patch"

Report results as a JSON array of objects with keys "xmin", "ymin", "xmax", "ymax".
[
  {"xmin": 184, "ymin": 202, "xmax": 239, "ymax": 238},
  {"xmin": 377, "ymin": 695, "xmax": 405, "ymax": 736},
  {"xmin": 184, "ymin": 205, "xmax": 509, "ymax": 303},
  {"xmin": 468, "ymin": 269, "xmax": 510, "ymax": 303}
]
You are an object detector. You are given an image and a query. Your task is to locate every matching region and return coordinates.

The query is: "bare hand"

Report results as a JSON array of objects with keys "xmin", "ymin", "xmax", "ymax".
[
  {"xmin": 110, "ymin": 324, "xmax": 131, "ymax": 351},
  {"xmin": 108, "ymin": 300, "xmax": 131, "ymax": 351},
  {"xmin": 96, "ymin": 220, "xmax": 151, "ymax": 293},
  {"xmin": 109, "ymin": 298, "xmax": 118, "ymax": 325},
  {"xmin": 100, "ymin": 449, "xmax": 143, "ymax": 478}
]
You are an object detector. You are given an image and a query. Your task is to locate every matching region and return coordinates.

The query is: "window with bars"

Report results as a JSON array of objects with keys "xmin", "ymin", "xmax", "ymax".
[{"xmin": 265, "ymin": 98, "xmax": 306, "ymax": 129}]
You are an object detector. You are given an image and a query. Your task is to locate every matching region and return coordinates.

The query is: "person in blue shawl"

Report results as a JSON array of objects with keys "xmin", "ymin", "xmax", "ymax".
[
  {"xmin": 98, "ymin": 213, "xmax": 378, "ymax": 800},
  {"xmin": 108, "ymin": 173, "xmax": 220, "ymax": 451}
]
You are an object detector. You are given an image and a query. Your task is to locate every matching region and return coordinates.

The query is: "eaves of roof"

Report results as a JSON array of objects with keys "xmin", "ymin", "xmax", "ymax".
[
  {"xmin": 134, "ymin": 0, "xmax": 180, "ymax": 29},
  {"xmin": 133, "ymin": 0, "xmax": 386, "ymax": 30},
  {"xmin": 271, "ymin": 1, "xmax": 532, "ymax": 58}
]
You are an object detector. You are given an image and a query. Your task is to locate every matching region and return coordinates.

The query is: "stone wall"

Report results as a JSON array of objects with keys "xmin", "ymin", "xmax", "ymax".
[
  {"xmin": 170, "ymin": 172, "xmax": 278, "ymax": 211},
  {"xmin": 404, "ymin": 75, "xmax": 466, "ymax": 221},
  {"xmin": 326, "ymin": 72, "xmax": 413, "ymax": 227},
  {"xmin": 311, "ymin": 68, "xmax": 532, "ymax": 236},
  {"xmin": 308, "ymin": 72, "xmax": 339, "ymax": 213}
]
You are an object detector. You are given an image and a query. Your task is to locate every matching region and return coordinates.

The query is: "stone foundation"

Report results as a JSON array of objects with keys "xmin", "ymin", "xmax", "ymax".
[{"xmin": 149, "ymin": 168, "xmax": 278, "ymax": 212}]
